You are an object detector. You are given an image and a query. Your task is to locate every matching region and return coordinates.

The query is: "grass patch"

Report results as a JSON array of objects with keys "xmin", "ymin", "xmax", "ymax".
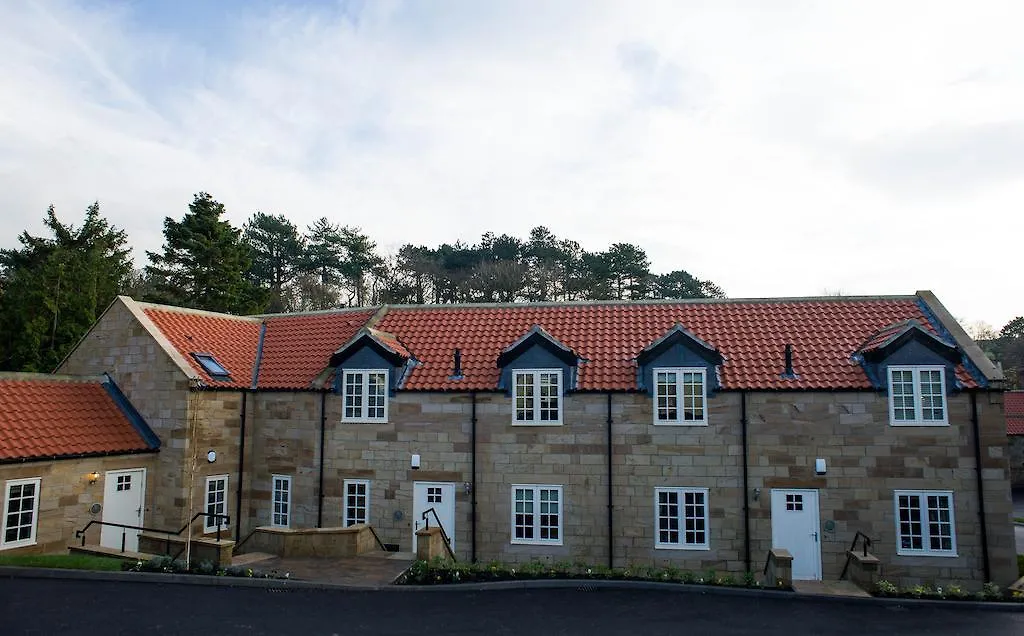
[
  {"xmin": 1018, "ymin": 554, "xmax": 1024, "ymax": 579},
  {"xmin": 1014, "ymin": 517, "xmax": 1024, "ymax": 524},
  {"xmin": 0, "ymin": 553, "xmax": 123, "ymax": 571}
]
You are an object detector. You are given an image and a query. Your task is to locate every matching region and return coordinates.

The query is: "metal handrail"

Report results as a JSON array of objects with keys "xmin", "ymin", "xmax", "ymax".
[
  {"xmin": 421, "ymin": 507, "xmax": 456, "ymax": 560},
  {"xmin": 762, "ymin": 550, "xmax": 772, "ymax": 575},
  {"xmin": 839, "ymin": 531, "xmax": 875, "ymax": 580},
  {"xmin": 232, "ymin": 527, "xmax": 260, "ymax": 555},
  {"xmin": 74, "ymin": 511, "xmax": 231, "ymax": 555},
  {"xmin": 367, "ymin": 524, "xmax": 388, "ymax": 552}
]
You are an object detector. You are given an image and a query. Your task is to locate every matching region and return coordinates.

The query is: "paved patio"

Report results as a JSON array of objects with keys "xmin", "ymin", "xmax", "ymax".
[
  {"xmin": 792, "ymin": 580, "xmax": 871, "ymax": 598},
  {"xmin": 233, "ymin": 552, "xmax": 415, "ymax": 587}
]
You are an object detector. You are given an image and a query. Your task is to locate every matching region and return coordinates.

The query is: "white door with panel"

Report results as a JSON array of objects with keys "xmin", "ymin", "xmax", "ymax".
[
  {"xmin": 101, "ymin": 469, "xmax": 146, "ymax": 552},
  {"xmin": 412, "ymin": 482, "xmax": 455, "ymax": 553},
  {"xmin": 770, "ymin": 488, "xmax": 822, "ymax": 581}
]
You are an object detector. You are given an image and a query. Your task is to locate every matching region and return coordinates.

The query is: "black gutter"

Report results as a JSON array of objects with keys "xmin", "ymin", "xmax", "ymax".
[
  {"xmin": 317, "ymin": 390, "xmax": 327, "ymax": 528},
  {"xmin": 0, "ymin": 447, "xmax": 159, "ymax": 465},
  {"xmin": 970, "ymin": 391, "xmax": 991, "ymax": 582},
  {"xmin": 235, "ymin": 391, "xmax": 247, "ymax": 542},
  {"xmin": 471, "ymin": 391, "xmax": 478, "ymax": 563},
  {"xmin": 741, "ymin": 391, "xmax": 751, "ymax": 573},
  {"xmin": 607, "ymin": 391, "xmax": 614, "ymax": 569}
]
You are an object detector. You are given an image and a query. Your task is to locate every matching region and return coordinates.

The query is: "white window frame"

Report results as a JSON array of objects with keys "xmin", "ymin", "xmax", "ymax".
[
  {"xmin": 652, "ymin": 367, "xmax": 708, "ymax": 426},
  {"xmin": 511, "ymin": 369, "xmax": 563, "ymax": 425},
  {"xmin": 893, "ymin": 490, "xmax": 957, "ymax": 557},
  {"xmin": 204, "ymin": 475, "xmax": 229, "ymax": 532},
  {"xmin": 271, "ymin": 474, "xmax": 291, "ymax": 528},
  {"xmin": 510, "ymin": 484, "xmax": 563, "ymax": 545},
  {"xmin": 341, "ymin": 369, "xmax": 390, "ymax": 423},
  {"xmin": 654, "ymin": 487, "xmax": 710, "ymax": 550},
  {"xmin": 343, "ymin": 479, "xmax": 370, "ymax": 527},
  {"xmin": 2, "ymin": 477, "xmax": 41, "ymax": 550},
  {"xmin": 887, "ymin": 365, "xmax": 948, "ymax": 426}
]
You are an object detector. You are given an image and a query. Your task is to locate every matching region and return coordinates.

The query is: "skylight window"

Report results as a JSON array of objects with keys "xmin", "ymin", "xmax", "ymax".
[{"xmin": 192, "ymin": 353, "xmax": 230, "ymax": 378}]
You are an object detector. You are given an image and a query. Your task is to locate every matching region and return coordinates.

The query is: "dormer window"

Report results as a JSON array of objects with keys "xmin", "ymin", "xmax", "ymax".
[
  {"xmin": 342, "ymin": 369, "xmax": 389, "ymax": 422},
  {"xmin": 888, "ymin": 366, "xmax": 947, "ymax": 426},
  {"xmin": 192, "ymin": 353, "xmax": 230, "ymax": 379},
  {"xmin": 654, "ymin": 368, "xmax": 708, "ymax": 425},
  {"xmin": 513, "ymin": 369, "xmax": 562, "ymax": 425}
]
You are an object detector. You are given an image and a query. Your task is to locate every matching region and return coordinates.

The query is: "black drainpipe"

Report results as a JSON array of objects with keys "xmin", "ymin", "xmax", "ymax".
[
  {"xmin": 317, "ymin": 389, "xmax": 327, "ymax": 528},
  {"xmin": 471, "ymin": 391, "xmax": 478, "ymax": 563},
  {"xmin": 970, "ymin": 391, "xmax": 991, "ymax": 582},
  {"xmin": 235, "ymin": 391, "xmax": 247, "ymax": 542},
  {"xmin": 741, "ymin": 391, "xmax": 751, "ymax": 573},
  {"xmin": 606, "ymin": 391, "xmax": 614, "ymax": 569}
]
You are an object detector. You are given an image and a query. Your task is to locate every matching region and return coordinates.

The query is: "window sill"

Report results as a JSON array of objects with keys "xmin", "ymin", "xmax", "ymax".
[
  {"xmin": 895, "ymin": 550, "xmax": 958, "ymax": 558},
  {"xmin": 341, "ymin": 418, "xmax": 390, "ymax": 424},
  {"xmin": 653, "ymin": 421, "xmax": 709, "ymax": 427},
  {"xmin": 510, "ymin": 539, "xmax": 564, "ymax": 546},
  {"xmin": 655, "ymin": 544, "xmax": 710, "ymax": 551},
  {"xmin": 511, "ymin": 421, "xmax": 563, "ymax": 427},
  {"xmin": 889, "ymin": 421, "xmax": 949, "ymax": 427},
  {"xmin": 0, "ymin": 539, "xmax": 37, "ymax": 551}
]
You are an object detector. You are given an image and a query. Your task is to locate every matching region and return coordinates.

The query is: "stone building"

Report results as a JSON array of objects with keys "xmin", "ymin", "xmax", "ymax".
[
  {"xmin": 0, "ymin": 373, "xmax": 159, "ymax": 554},
  {"xmin": 55, "ymin": 291, "xmax": 1018, "ymax": 587},
  {"xmin": 1006, "ymin": 391, "xmax": 1024, "ymax": 486}
]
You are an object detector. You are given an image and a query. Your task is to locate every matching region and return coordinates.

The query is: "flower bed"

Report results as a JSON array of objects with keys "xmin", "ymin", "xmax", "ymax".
[
  {"xmin": 396, "ymin": 558, "xmax": 772, "ymax": 589},
  {"xmin": 122, "ymin": 555, "xmax": 290, "ymax": 580},
  {"xmin": 873, "ymin": 580, "xmax": 1023, "ymax": 602}
]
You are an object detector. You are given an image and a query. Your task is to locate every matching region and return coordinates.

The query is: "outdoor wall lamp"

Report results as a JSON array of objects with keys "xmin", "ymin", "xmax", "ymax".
[
  {"xmin": 752, "ymin": 487, "xmax": 761, "ymax": 502},
  {"xmin": 88, "ymin": 472, "xmax": 99, "ymax": 485}
]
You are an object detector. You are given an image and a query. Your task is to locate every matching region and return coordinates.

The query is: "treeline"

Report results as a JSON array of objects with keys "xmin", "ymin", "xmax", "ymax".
[{"xmin": 0, "ymin": 193, "xmax": 724, "ymax": 372}]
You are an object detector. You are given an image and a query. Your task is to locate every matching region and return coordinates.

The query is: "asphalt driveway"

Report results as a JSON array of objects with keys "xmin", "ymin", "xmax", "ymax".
[{"xmin": 1, "ymin": 577, "xmax": 1020, "ymax": 635}]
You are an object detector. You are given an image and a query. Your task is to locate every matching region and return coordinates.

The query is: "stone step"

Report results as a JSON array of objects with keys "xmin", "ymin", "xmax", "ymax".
[
  {"xmin": 792, "ymin": 579, "xmax": 872, "ymax": 598},
  {"xmin": 231, "ymin": 552, "xmax": 277, "ymax": 567}
]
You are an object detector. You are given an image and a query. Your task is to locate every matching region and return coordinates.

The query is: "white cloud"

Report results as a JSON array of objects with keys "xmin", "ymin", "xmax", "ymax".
[{"xmin": 0, "ymin": 0, "xmax": 1021, "ymax": 327}]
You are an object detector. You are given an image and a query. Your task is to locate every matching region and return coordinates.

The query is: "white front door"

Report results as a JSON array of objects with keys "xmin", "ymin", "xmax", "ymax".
[
  {"xmin": 101, "ymin": 469, "xmax": 146, "ymax": 552},
  {"xmin": 412, "ymin": 482, "xmax": 455, "ymax": 553},
  {"xmin": 770, "ymin": 489, "xmax": 822, "ymax": 581}
]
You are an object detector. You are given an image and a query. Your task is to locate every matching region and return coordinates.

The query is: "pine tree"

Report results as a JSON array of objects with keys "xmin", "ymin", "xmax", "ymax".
[
  {"xmin": 145, "ymin": 193, "xmax": 259, "ymax": 314},
  {"xmin": 0, "ymin": 203, "xmax": 133, "ymax": 371}
]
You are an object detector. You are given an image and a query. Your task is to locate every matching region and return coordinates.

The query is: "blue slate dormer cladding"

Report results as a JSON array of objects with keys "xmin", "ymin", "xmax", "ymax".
[
  {"xmin": 328, "ymin": 330, "xmax": 414, "ymax": 394},
  {"xmin": 853, "ymin": 320, "xmax": 965, "ymax": 393},
  {"xmin": 635, "ymin": 324, "xmax": 723, "ymax": 394},
  {"xmin": 496, "ymin": 325, "xmax": 580, "ymax": 394}
]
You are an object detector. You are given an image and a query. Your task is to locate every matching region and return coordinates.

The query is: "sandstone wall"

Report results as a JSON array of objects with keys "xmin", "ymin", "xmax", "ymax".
[{"xmin": 0, "ymin": 454, "xmax": 158, "ymax": 554}]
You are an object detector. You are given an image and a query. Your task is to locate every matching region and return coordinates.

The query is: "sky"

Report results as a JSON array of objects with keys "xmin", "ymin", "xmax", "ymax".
[{"xmin": 0, "ymin": 0, "xmax": 1022, "ymax": 329}]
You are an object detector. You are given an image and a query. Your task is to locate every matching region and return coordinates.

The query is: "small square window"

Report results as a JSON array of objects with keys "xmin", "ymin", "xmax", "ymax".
[{"xmin": 785, "ymin": 494, "xmax": 803, "ymax": 511}]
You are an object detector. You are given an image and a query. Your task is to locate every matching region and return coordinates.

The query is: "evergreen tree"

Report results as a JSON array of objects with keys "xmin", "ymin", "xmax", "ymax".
[
  {"xmin": 243, "ymin": 212, "xmax": 304, "ymax": 312},
  {"xmin": 299, "ymin": 218, "xmax": 346, "ymax": 310},
  {"xmin": 0, "ymin": 203, "xmax": 133, "ymax": 371},
  {"xmin": 145, "ymin": 193, "xmax": 259, "ymax": 314}
]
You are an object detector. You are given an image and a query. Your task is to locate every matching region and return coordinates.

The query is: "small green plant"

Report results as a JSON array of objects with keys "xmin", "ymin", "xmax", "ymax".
[
  {"xmin": 875, "ymin": 579, "xmax": 899, "ymax": 596},
  {"xmin": 980, "ymin": 582, "xmax": 1002, "ymax": 601},
  {"xmin": 1018, "ymin": 554, "xmax": 1024, "ymax": 578}
]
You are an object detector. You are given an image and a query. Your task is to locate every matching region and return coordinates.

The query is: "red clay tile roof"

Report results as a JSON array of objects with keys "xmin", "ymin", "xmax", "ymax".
[
  {"xmin": 138, "ymin": 295, "xmax": 982, "ymax": 392},
  {"xmin": 257, "ymin": 310, "xmax": 377, "ymax": 389},
  {"xmin": 144, "ymin": 307, "xmax": 261, "ymax": 388},
  {"xmin": 374, "ymin": 298, "xmax": 978, "ymax": 391},
  {"xmin": 0, "ymin": 376, "xmax": 156, "ymax": 461},
  {"xmin": 367, "ymin": 328, "xmax": 414, "ymax": 360},
  {"xmin": 1007, "ymin": 392, "xmax": 1024, "ymax": 436}
]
